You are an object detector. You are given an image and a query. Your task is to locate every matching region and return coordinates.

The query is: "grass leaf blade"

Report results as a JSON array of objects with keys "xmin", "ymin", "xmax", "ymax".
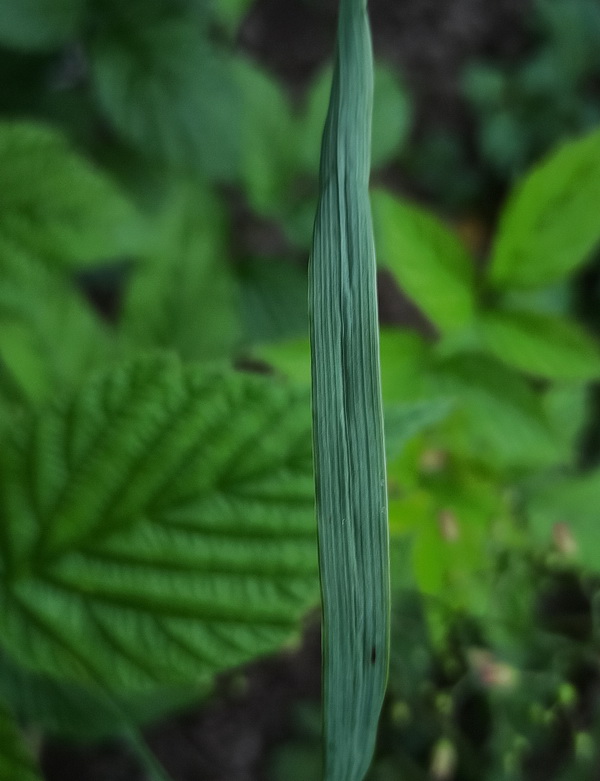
[{"xmin": 309, "ymin": 1, "xmax": 390, "ymax": 780}]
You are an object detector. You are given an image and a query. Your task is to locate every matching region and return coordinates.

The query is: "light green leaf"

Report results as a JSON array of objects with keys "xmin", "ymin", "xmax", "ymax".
[
  {"xmin": 0, "ymin": 0, "xmax": 85, "ymax": 51},
  {"xmin": 0, "ymin": 356, "xmax": 317, "ymax": 691},
  {"xmin": 122, "ymin": 182, "xmax": 238, "ymax": 361},
  {"xmin": 253, "ymin": 337, "xmax": 312, "ymax": 385},
  {"xmin": 308, "ymin": 1, "xmax": 388, "ymax": 779},
  {"xmin": 372, "ymin": 190, "xmax": 476, "ymax": 333},
  {"xmin": 233, "ymin": 58, "xmax": 299, "ymax": 214},
  {"xmin": 302, "ymin": 61, "xmax": 411, "ymax": 173},
  {"xmin": 526, "ymin": 471, "xmax": 600, "ymax": 569},
  {"xmin": 0, "ymin": 122, "xmax": 144, "ymax": 267},
  {"xmin": 431, "ymin": 353, "xmax": 563, "ymax": 468},
  {"xmin": 0, "ymin": 699, "xmax": 41, "ymax": 781},
  {"xmin": 0, "ymin": 240, "xmax": 111, "ymax": 406},
  {"xmin": 490, "ymin": 127, "xmax": 600, "ymax": 288},
  {"xmin": 383, "ymin": 399, "xmax": 454, "ymax": 462},
  {"xmin": 379, "ymin": 329, "xmax": 432, "ymax": 403},
  {"xmin": 90, "ymin": 13, "xmax": 240, "ymax": 179},
  {"xmin": 480, "ymin": 307, "xmax": 600, "ymax": 380},
  {"xmin": 544, "ymin": 383, "xmax": 589, "ymax": 457}
]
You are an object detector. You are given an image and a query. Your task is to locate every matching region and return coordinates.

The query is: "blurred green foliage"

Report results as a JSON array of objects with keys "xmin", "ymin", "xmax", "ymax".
[{"xmin": 0, "ymin": 1, "xmax": 600, "ymax": 780}]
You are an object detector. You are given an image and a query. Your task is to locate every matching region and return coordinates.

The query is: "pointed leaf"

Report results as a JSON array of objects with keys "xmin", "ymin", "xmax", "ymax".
[
  {"xmin": 0, "ymin": 356, "xmax": 317, "ymax": 692},
  {"xmin": 480, "ymin": 308, "xmax": 600, "ymax": 380},
  {"xmin": 302, "ymin": 62, "xmax": 411, "ymax": 172},
  {"xmin": 372, "ymin": 190, "xmax": 476, "ymax": 333},
  {"xmin": 0, "ymin": 700, "xmax": 41, "ymax": 781},
  {"xmin": 0, "ymin": 122, "xmax": 144, "ymax": 267},
  {"xmin": 309, "ymin": 2, "xmax": 389, "ymax": 779},
  {"xmin": 490, "ymin": 127, "xmax": 600, "ymax": 288},
  {"xmin": 0, "ymin": 240, "xmax": 111, "ymax": 406},
  {"xmin": 90, "ymin": 13, "xmax": 240, "ymax": 179}
]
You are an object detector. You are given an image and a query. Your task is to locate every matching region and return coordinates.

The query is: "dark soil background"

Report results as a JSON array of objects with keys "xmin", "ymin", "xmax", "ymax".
[{"xmin": 42, "ymin": 1, "xmax": 534, "ymax": 779}]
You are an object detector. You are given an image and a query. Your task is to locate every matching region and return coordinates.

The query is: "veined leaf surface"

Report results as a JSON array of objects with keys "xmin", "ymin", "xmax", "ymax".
[
  {"xmin": 0, "ymin": 356, "xmax": 317, "ymax": 692},
  {"xmin": 309, "ymin": 1, "xmax": 389, "ymax": 779}
]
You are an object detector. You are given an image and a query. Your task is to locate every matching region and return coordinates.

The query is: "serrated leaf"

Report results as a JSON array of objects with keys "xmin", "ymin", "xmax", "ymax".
[
  {"xmin": 122, "ymin": 182, "xmax": 238, "ymax": 361},
  {"xmin": 90, "ymin": 13, "xmax": 240, "ymax": 179},
  {"xmin": 0, "ymin": 123, "xmax": 144, "ymax": 268},
  {"xmin": 0, "ymin": 699, "xmax": 41, "ymax": 781},
  {"xmin": 302, "ymin": 61, "xmax": 411, "ymax": 173},
  {"xmin": 490, "ymin": 127, "xmax": 600, "ymax": 288},
  {"xmin": 308, "ymin": 2, "xmax": 389, "ymax": 779},
  {"xmin": 0, "ymin": 356, "xmax": 317, "ymax": 692},
  {"xmin": 0, "ymin": 239, "xmax": 111, "ymax": 406},
  {"xmin": 480, "ymin": 307, "xmax": 600, "ymax": 380},
  {"xmin": 0, "ymin": 0, "xmax": 85, "ymax": 51},
  {"xmin": 372, "ymin": 190, "xmax": 476, "ymax": 333}
]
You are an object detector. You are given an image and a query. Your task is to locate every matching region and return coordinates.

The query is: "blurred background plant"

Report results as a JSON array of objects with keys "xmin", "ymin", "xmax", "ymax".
[{"xmin": 2, "ymin": 0, "xmax": 600, "ymax": 780}]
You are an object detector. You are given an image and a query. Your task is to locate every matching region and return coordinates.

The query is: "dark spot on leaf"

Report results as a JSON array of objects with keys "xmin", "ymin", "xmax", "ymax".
[{"xmin": 371, "ymin": 646, "xmax": 377, "ymax": 664}]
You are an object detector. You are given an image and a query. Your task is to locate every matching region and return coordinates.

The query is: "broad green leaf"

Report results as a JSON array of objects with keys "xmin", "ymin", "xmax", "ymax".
[
  {"xmin": 372, "ymin": 190, "xmax": 476, "ymax": 333},
  {"xmin": 388, "ymin": 460, "xmax": 500, "ymax": 614},
  {"xmin": 0, "ymin": 699, "xmax": 41, "ymax": 781},
  {"xmin": 0, "ymin": 123, "xmax": 144, "ymax": 267},
  {"xmin": 90, "ymin": 13, "xmax": 240, "ymax": 179},
  {"xmin": 490, "ymin": 127, "xmax": 600, "ymax": 288},
  {"xmin": 254, "ymin": 337, "xmax": 312, "ymax": 385},
  {"xmin": 237, "ymin": 259, "xmax": 309, "ymax": 347},
  {"xmin": 544, "ymin": 383, "xmax": 589, "ymax": 457},
  {"xmin": 122, "ymin": 182, "xmax": 238, "ymax": 361},
  {"xmin": 526, "ymin": 471, "xmax": 600, "ymax": 569},
  {"xmin": 233, "ymin": 58, "xmax": 299, "ymax": 214},
  {"xmin": 0, "ymin": 240, "xmax": 111, "ymax": 406},
  {"xmin": 379, "ymin": 329, "xmax": 433, "ymax": 403},
  {"xmin": 302, "ymin": 61, "xmax": 411, "ymax": 173},
  {"xmin": 0, "ymin": 649, "xmax": 204, "ymax": 740},
  {"xmin": 0, "ymin": 356, "xmax": 317, "ymax": 691},
  {"xmin": 430, "ymin": 353, "xmax": 563, "ymax": 468},
  {"xmin": 480, "ymin": 307, "xmax": 600, "ymax": 380},
  {"xmin": 0, "ymin": 0, "xmax": 84, "ymax": 51},
  {"xmin": 384, "ymin": 400, "xmax": 454, "ymax": 462},
  {"xmin": 308, "ymin": 2, "xmax": 389, "ymax": 779}
]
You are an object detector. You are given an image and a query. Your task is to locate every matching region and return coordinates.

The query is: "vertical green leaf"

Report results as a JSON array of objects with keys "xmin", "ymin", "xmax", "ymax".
[{"xmin": 309, "ymin": 1, "xmax": 389, "ymax": 780}]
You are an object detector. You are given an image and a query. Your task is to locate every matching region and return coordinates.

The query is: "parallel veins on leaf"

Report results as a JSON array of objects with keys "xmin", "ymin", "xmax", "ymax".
[{"xmin": 308, "ymin": 0, "xmax": 390, "ymax": 780}]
